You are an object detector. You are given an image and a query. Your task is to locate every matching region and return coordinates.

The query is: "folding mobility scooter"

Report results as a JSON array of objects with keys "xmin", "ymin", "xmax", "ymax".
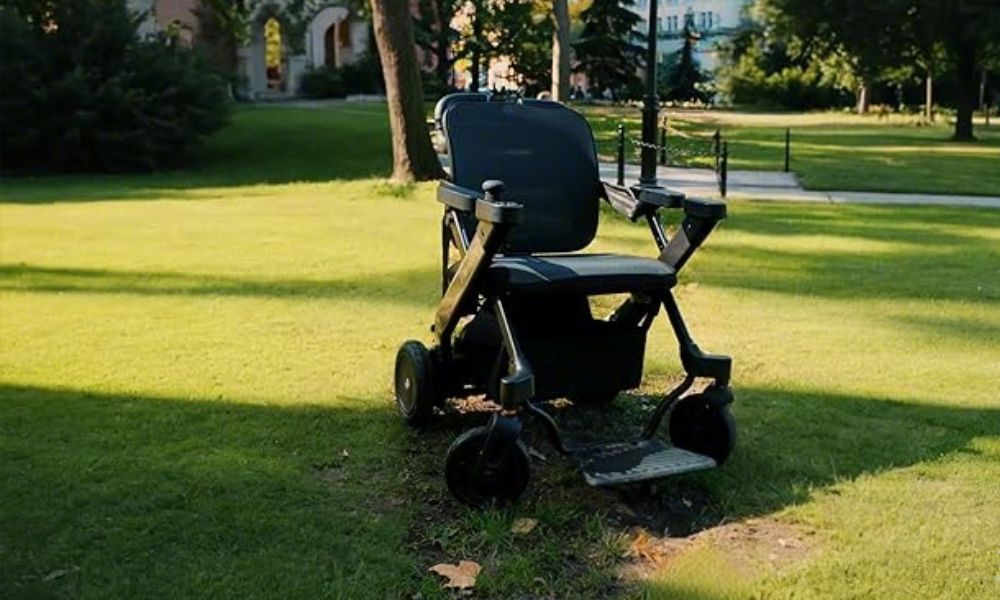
[{"xmin": 395, "ymin": 93, "xmax": 736, "ymax": 506}]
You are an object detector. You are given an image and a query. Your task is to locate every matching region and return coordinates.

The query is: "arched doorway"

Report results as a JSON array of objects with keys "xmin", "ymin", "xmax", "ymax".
[
  {"xmin": 338, "ymin": 17, "xmax": 352, "ymax": 64},
  {"xmin": 324, "ymin": 23, "xmax": 337, "ymax": 67},
  {"xmin": 264, "ymin": 17, "xmax": 284, "ymax": 91},
  {"xmin": 307, "ymin": 5, "xmax": 350, "ymax": 68}
]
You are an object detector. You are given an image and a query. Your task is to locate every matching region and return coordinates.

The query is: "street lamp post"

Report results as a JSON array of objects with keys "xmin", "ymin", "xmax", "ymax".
[{"xmin": 639, "ymin": 0, "xmax": 660, "ymax": 186}]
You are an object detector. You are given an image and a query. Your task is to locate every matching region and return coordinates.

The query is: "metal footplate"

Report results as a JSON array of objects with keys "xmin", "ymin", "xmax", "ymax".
[{"xmin": 573, "ymin": 439, "xmax": 716, "ymax": 487}]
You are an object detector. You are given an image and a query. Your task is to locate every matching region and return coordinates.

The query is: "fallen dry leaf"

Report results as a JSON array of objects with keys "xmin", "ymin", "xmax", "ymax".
[
  {"xmin": 511, "ymin": 518, "xmax": 538, "ymax": 535},
  {"xmin": 627, "ymin": 529, "xmax": 667, "ymax": 564},
  {"xmin": 429, "ymin": 560, "xmax": 481, "ymax": 589},
  {"xmin": 42, "ymin": 567, "xmax": 79, "ymax": 582}
]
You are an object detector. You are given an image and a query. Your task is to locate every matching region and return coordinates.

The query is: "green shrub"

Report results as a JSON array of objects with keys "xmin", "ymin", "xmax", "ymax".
[
  {"xmin": 719, "ymin": 47, "xmax": 853, "ymax": 110},
  {"xmin": 0, "ymin": 0, "xmax": 230, "ymax": 173},
  {"xmin": 300, "ymin": 53, "xmax": 386, "ymax": 99},
  {"xmin": 299, "ymin": 66, "xmax": 346, "ymax": 99},
  {"xmin": 339, "ymin": 53, "xmax": 384, "ymax": 95}
]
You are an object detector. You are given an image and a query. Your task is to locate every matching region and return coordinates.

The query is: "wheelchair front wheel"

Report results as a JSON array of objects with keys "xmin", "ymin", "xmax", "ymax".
[
  {"xmin": 668, "ymin": 394, "xmax": 736, "ymax": 465},
  {"xmin": 394, "ymin": 340, "xmax": 437, "ymax": 426},
  {"xmin": 445, "ymin": 426, "xmax": 530, "ymax": 507}
]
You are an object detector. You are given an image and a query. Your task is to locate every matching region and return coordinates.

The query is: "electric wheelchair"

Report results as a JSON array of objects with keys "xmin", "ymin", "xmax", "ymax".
[{"xmin": 395, "ymin": 93, "xmax": 736, "ymax": 506}]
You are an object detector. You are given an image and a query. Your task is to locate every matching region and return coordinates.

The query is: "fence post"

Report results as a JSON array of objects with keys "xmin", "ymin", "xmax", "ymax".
[
  {"xmin": 659, "ymin": 127, "xmax": 667, "ymax": 166},
  {"xmin": 616, "ymin": 124, "xmax": 625, "ymax": 186},
  {"xmin": 713, "ymin": 129, "xmax": 721, "ymax": 170},
  {"xmin": 784, "ymin": 128, "xmax": 791, "ymax": 173},
  {"xmin": 720, "ymin": 141, "xmax": 728, "ymax": 199}
]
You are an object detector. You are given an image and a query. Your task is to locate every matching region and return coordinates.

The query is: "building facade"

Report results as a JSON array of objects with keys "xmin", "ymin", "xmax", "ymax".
[
  {"xmin": 128, "ymin": 0, "xmax": 369, "ymax": 98},
  {"xmin": 630, "ymin": 0, "xmax": 750, "ymax": 73}
]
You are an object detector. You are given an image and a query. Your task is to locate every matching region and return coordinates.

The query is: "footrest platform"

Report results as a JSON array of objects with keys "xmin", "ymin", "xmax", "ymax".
[{"xmin": 572, "ymin": 439, "xmax": 716, "ymax": 487}]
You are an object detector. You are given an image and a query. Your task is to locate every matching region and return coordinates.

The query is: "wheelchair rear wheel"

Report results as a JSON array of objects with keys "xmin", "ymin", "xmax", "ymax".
[
  {"xmin": 668, "ymin": 394, "xmax": 736, "ymax": 464},
  {"xmin": 445, "ymin": 426, "xmax": 531, "ymax": 506},
  {"xmin": 394, "ymin": 340, "xmax": 437, "ymax": 426}
]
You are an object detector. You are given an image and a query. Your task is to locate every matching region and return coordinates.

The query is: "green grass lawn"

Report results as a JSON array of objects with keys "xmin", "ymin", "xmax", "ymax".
[
  {"xmin": 582, "ymin": 105, "xmax": 1000, "ymax": 196},
  {"xmin": 2, "ymin": 104, "xmax": 1000, "ymax": 599}
]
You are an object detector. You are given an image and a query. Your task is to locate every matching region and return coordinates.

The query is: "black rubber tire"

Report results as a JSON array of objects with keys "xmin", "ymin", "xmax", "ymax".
[
  {"xmin": 394, "ymin": 340, "xmax": 437, "ymax": 426},
  {"xmin": 570, "ymin": 390, "xmax": 619, "ymax": 406},
  {"xmin": 668, "ymin": 393, "xmax": 737, "ymax": 465},
  {"xmin": 445, "ymin": 426, "xmax": 531, "ymax": 507}
]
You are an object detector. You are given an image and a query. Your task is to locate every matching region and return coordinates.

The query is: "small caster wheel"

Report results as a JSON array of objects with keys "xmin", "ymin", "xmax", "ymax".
[
  {"xmin": 669, "ymin": 393, "xmax": 736, "ymax": 464},
  {"xmin": 394, "ymin": 340, "xmax": 437, "ymax": 426},
  {"xmin": 445, "ymin": 425, "xmax": 531, "ymax": 507}
]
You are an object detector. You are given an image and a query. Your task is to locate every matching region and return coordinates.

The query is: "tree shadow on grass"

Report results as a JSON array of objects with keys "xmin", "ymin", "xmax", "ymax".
[
  {"xmin": 0, "ymin": 263, "xmax": 438, "ymax": 307},
  {"xmin": 0, "ymin": 106, "xmax": 395, "ymax": 204},
  {"xmin": 4, "ymin": 381, "xmax": 998, "ymax": 598},
  {"xmin": 0, "ymin": 383, "xmax": 411, "ymax": 599}
]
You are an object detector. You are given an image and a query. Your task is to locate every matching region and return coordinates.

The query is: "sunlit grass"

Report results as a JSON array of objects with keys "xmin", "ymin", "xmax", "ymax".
[{"xmin": 2, "ymin": 104, "xmax": 999, "ymax": 598}]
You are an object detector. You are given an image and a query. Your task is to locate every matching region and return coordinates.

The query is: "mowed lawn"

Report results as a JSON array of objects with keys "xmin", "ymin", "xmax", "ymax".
[
  {"xmin": 2, "ymin": 104, "xmax": 1000, "ymax": 599},
  {"xmin": 583, "ymin": 106, "xmax": 1000, "ymax": 196}
]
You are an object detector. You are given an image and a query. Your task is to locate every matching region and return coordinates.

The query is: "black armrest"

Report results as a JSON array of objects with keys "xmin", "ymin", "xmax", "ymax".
[
  {"xmin": 475, "ymin": 199, "xmax": 523, "ymax": 224},
  {"xmin": 602, "ymin": 182, "xmax": 641, "ymax": 220},
  {"xmin": 433, "ymin": 180, "xmax": 520, "ymax": 342},
  {"xmin": 437, "ymin": 181, "xmax": 479, "ymax": 212},
  {"xmin": 602, "ymin": 182, "xmax": 685, "ymax": 221},
  {"xmin": 682, "ymin": 197, "xmax": 727, "ymax": 220},
  {"xmin": 632, "ymin": 186, "xmax": 684, "ymax": 209},
  {"xmin": 659, "ymin": 196, "xmax": 728, "ymax": 271}
]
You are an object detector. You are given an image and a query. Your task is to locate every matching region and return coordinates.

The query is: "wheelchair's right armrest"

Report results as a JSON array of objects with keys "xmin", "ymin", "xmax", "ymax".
[
  {"xmin": 602, "ymin": 182, "xmax": 685, "ymax": 221},
  {"xmin": 634, "ymin": 186, "xmax": 685, "ymax": 210},
  {"xmin": 682, "ymin": 196, "xmax": 727, "ymax": 221},
  {"xmin": 437, "ymin": 181, "xmax": 480, "ymax": 212},
  {"xmin": 659, "ymin": 196, "xmax": 728, "ymax": 271}
]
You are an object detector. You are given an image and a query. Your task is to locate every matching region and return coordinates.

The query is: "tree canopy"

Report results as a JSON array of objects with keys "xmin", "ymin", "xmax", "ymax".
[
  {"xmin": 767, "ymin": 0, "xmax": 1000, "ymax": 140},
  {"xmin": 573, "ymin": 0, "xmax": 643, "ymax": 97}
]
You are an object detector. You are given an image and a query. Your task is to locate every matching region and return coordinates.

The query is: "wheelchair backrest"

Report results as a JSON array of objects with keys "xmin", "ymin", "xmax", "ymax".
[{"xmin": 441, "ymin": 97, "xmax": 602, "ymax": 254}]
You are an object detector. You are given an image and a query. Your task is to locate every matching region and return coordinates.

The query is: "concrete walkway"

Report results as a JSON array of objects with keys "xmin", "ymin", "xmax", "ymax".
[{"xmin": 598, "ymin": 163, "xmax": 1000, "ymax": 209}]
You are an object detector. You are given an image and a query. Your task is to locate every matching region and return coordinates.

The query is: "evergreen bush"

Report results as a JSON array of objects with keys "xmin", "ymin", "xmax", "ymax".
[{"xmin": 0, "ymin": 0, "xmax": 230, "ymax": 173}]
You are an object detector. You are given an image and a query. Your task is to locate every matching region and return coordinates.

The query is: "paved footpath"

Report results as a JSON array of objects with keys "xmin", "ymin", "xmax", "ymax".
[{"xmin": 598, "ymin": 163, "xmax": 1000, "ymax": 209}]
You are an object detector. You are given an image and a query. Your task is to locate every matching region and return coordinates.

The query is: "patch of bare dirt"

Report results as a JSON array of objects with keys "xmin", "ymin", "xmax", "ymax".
[{"xmin": 619, "ymin": 517, "xmax": 817, "ymax": 581}]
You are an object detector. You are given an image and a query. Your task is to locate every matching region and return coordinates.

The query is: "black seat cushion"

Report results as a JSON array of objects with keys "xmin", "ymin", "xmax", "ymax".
[{"xmin": 489, "ymin": 254, "xmax": 677, "ymax": 295}]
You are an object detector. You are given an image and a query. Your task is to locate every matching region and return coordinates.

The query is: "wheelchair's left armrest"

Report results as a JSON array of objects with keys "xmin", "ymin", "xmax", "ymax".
[
  {"xmin": 602, "ymin": 182, "xmax": 684, "ymax": 221},
  {"xmin": 438, "ymin": 181, "xmax": 479, "ymax": 212},
  {"xmin": 434, "ymin": 181, "xmax": 522, "ymax": 342},
  {"xmin": 659, "ymin": 197, "xmax": 727, "ymax": 271}
]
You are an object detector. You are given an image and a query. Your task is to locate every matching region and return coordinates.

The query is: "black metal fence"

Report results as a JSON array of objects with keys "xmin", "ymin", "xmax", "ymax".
[{"xmin": 615, "ymin": 120, "xmax": 729, "ymax": 198}]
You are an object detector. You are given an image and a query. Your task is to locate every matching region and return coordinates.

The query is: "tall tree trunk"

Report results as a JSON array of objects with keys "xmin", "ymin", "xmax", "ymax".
[
  {"xmin": 856, "ymin": 81, "xmax": 869, "ymax": 115},
  {"xmin": 433, "ymin": 0, "xmax": 451, "ymax": 89},
  {"xmin": 952, "ymin": 38, "xmax": 977, "ymax": 141},
  {"xmin": 550, "ymin": 0, "xmax": 570, "ymax": 101},
  {"xmin": 469, "ymin": 7, "xmax": 482, "ymax": 91},
  {"xmin": 370, "ymin": 0, "xmax": 444, "ymax": 181},
  {"xmin": 925, "ymin": 73, "xmax": 934, "ymax": 123}
]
